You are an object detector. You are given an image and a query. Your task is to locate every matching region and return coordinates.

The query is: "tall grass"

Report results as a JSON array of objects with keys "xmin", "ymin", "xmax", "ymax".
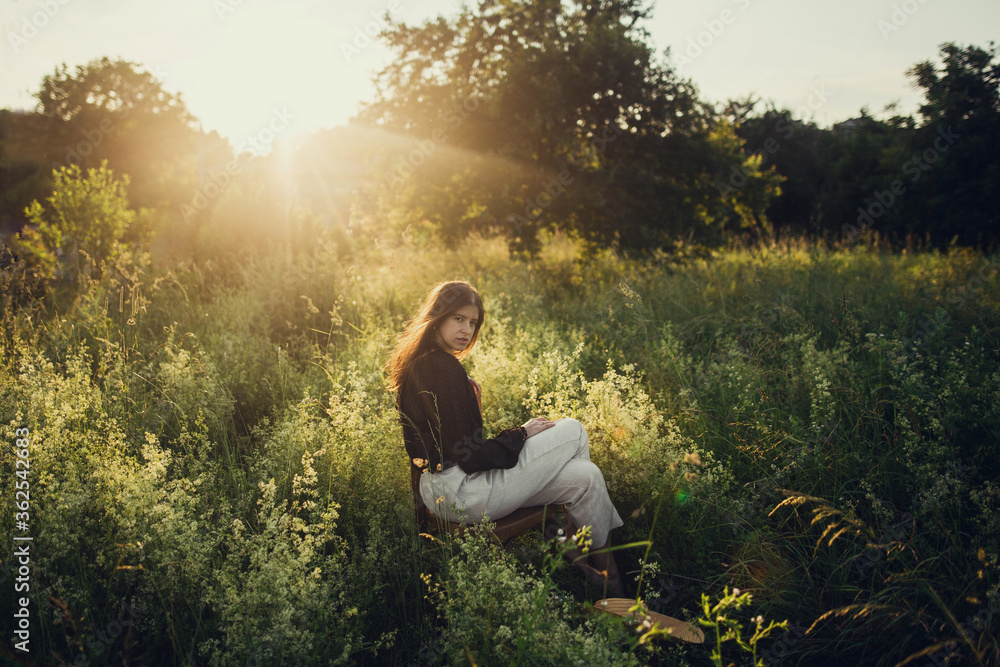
[{"xmin": 1, "ymin": 230, "xmax": 997, "ymax": 665}]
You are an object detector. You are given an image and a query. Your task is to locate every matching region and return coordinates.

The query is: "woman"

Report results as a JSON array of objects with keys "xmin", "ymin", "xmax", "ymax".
[{"xmin": 387, "ymin": 280, "xmax": 624, "ymax": 595}]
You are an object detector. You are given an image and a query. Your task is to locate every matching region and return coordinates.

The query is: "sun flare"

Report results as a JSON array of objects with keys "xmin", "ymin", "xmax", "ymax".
[{"xmin": 172, "ymin": 5, "xmax": 377, "ymax": 154}]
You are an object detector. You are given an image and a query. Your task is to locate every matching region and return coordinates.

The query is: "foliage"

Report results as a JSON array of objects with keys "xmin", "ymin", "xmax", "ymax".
[
  {"xmin": 10, "ymin": 162, "xmax": 136, "ymax": 281},
  {"xmin": 425, "ymin": 527, "xmax": 639, "ymax": 665},
  {"xmin": 905, "ymin": 42, "xmax": 1000, "ymax": 244},
  {"xmin": 190, "ymin": 156, "xmax": 325, "ymax": 263},
  {"xmin": 0, "ymin": 58, "xmax": 226, "ymax": 230},
  {"xmin": 4, "ymin": 40, "xmax": 999, "ymax": 254},
  {"xmin": 731, "ymin": 42, "xmax": 1000, "ymax": 248},
  {"xmin": 35, "ymin": 57, "xmax": 190, "ymax": 124},
  {"xmin": 33, "ymin": 57, "xmax": 206, "ymax": 211},
  {"xmin": 357, "ymin": 0, "xmax": 779, "ymax": 252},
  {"xmin": 0, "ymin": 110, "xmax": 52, "ymax": 227},
  {"xmin": 731, "ymin": 105, "xmax": 834, "ymax": 233},
  {"xmin": 696, "ymin": 587, "xmax": 788, "ymax": 667}
]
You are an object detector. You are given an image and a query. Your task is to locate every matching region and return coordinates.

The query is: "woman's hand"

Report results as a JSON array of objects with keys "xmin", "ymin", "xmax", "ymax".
[{"xmin": 522, "ymin": 417, "xmax": 556, "ymax": 438}]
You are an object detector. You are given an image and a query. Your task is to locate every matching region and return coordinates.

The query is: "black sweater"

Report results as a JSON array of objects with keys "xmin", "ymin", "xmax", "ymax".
[{"xmin": 397, "ymin": 347, "xmax": 526, "ymax": 475}]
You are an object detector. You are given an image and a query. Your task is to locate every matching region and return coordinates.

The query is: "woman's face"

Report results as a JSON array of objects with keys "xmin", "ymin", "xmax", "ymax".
[{"xmin": 435, "ymin": 304, "xmax": 480, "ymax": 353}]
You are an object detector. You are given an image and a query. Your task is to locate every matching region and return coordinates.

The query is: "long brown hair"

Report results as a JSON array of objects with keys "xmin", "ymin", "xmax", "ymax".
[{"xmin": 386, "ymin": 281, "xmax": 485, "ymax": 392}]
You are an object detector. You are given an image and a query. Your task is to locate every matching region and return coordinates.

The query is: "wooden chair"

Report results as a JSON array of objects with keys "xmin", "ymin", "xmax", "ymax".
[
  {"xmin": 410, "ymin": 467, "xmax": 563, "ymax": 549},
  {"xmin": 410, "ymin": 380, "xmax": 562, "ymax": 547}
]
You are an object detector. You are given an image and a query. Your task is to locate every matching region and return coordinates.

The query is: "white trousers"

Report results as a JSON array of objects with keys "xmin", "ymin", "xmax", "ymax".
[{"xmin": 419, "ymin": 417, "xmax": 624, "ymax": 547}]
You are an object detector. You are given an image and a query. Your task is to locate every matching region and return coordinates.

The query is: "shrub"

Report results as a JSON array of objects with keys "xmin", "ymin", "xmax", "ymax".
[
  {"xmin": 12, "ymin": 162, "xmax": 136, "ymax": 281},
  {"xmin": 427, "ymin": 527, "xmax": 640, "ymax": 666}
]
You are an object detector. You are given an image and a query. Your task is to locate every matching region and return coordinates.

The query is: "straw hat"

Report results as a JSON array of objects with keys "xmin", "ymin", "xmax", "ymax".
[{"xmin": 594, "ymin": 598, "xmax": 705, "ymax": 643}]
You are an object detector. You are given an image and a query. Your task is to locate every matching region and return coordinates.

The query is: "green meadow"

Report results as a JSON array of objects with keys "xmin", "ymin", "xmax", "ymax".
[
  {"xmin": 2, "ymin": 227, "xmax": 998, "ymax": 665},
  {"xmin": 3, "ymin": 2, "xmax": 999, "ymax": 662}
]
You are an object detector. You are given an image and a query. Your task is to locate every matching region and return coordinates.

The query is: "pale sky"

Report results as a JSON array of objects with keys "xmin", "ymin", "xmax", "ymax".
[{"xmin": 1, "ymin": 0, "xmax": 997, "ymax": 152}]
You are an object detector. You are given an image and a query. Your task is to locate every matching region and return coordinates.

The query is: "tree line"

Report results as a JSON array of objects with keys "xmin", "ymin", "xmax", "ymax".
[
  {"xmin": 1, "ymin": 1, "xmax": 998, "ymax": 270},
  {"xmin": 357, "ymin": 1, "xmax": 998, "ymax": 251},
  {"xmin": 730, "ymin": 41, "xmax": 998, "ymax": 248}
]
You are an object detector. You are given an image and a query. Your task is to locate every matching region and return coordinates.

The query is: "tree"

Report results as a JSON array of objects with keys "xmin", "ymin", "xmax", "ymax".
[
  {"xmin": 36, "ymin": 57, "xmax": 190, "ymax": 123},
  {"xmin": 821, "ymin": 111, "xmax": 912, "ymax": 241},
  {"xmin": 906, "ymin": 42, "xmax": 1000, "ymax": 245},
  {"xmin": 358, "ymin": 0, "xmax": 777, "ymax": 253},
  {"xmin": 732, "ymin": 104, "xmax": 834, "ymax": 234},
  {"xmin": 12, "ymin": 162, "xmax": 135, "ymax": 281},
  {"xmin": 0, "ymin": 110, "xmax": 52, "ymax": 232},
  {"xmin": 34, "ymin": 57, "xmax": 209, "ymax": 211}
]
